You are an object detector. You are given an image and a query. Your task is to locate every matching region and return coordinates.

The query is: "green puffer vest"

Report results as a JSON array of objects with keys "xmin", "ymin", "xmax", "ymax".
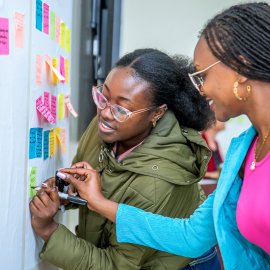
[{"xmin": 41, "ymin": 111, "xmax": 211, "ymax": 270}]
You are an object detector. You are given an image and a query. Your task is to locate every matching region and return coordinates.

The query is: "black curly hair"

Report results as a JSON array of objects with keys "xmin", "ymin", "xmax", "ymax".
[
  {"xmin": 201, "ymin": 2, "xmax": 270, "ymax": 82},
  {"xmin": 114, "ymin": 49, "xmax": 214, "ymax": 131}
]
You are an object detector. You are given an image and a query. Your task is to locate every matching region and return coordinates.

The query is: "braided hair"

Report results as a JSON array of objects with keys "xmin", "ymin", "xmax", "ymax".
[
  {"xmin": 201, "ymin": 2, "xmax": 270, "ymax": 82},
  {"xmin": 115, "ymin": 49, "xmax": 214, "ymax": 131}
]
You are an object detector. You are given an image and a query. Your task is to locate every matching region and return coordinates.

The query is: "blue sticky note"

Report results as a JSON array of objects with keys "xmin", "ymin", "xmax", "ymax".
[
  {"xmin": 29, "ymin": 128, "xmax": 37, "ymax": 159},
  {"xmin": 36, "ymin": 0, "xmax": 43, "ymax": 31},
  {"xmin": 43, "ymin": 130, "xmax": 49, "ymax": 160},
  {"xmin": 36, "ymin": 128, "xmax": 43, "ymax": 158}
]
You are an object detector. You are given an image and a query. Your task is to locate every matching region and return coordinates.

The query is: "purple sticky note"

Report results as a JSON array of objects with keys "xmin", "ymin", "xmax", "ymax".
[
  {"xmin": 43, "ymin": 3, "xmax": 49, "ymax": 34},
  {"xmin": 0, "ymin": 18, "xmax": 9, "ymax": 55}
]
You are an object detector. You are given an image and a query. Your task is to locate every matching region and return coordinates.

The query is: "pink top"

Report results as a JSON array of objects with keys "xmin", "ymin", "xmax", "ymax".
[{"xmin": 236, "ymin": 138, "xmax": 270, "ymax": 254}]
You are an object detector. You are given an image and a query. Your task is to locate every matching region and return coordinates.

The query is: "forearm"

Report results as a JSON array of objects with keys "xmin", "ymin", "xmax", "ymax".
[
  {"xmin": 116, "ymin": 192, "xmax": 217, "ymax": 258},
  {"xmin": 91, "ymin": 197, "xmax": 118, "ymax": 223}
]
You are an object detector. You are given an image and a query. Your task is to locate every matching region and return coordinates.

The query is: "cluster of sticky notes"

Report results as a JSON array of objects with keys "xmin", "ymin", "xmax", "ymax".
[
  {"xmin": 36, "ymin": 92, "xmax": 56, "ymax": 124},
  {"xmin": 36, "ymin": 0, "xmax": 71, "ymax": 53},
  {"xmin": 29, "ymin": 127, "xmax": 66, "ymax": 160},
  {"xmin": 0, "ymin": 17, "xmax": 9, "ymax": 55},
  {"xmin": 41, "ymin": 55, "xmax": 69, "ymax": 85}
]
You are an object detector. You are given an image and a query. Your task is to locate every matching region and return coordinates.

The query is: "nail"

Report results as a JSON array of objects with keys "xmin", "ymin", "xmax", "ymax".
[
  {"xmin": 42, "ymin": 182, "xmax": 48, "ymax": 187},
  {"xmin": 56, "ymin": 171, "xmax": 67, "ymax": 180},
  {"xmin": 35, "ymin": 187, "xmax": 42, "ymax": 191}
]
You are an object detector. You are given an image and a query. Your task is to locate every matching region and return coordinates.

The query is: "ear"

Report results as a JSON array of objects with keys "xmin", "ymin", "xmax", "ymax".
[{"xmin": 152, "ymin": 104, "xmax": 168, "ymax": 122}]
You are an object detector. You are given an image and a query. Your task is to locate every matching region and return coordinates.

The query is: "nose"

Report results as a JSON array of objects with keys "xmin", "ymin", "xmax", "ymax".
[{"xmin": 99, "ymin": 103, "xmax": 114, "ymax": 120}]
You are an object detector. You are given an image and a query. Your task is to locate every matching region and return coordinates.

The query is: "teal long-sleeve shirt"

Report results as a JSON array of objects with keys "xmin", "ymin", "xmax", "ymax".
[{"xmin": 116, "ymin": 192, "xmax": 217, "ymax": 258}]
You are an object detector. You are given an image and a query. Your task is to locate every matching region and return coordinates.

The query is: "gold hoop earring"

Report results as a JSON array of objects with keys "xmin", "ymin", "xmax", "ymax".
[{"xmin": 233, "ymin": 81, "xmax": 252, "ymax": 102}]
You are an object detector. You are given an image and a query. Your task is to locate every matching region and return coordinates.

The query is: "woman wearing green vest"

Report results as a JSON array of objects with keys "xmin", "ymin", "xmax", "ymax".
[{"xmin": 30, "ymin": 49, "xmax": 219, "ymax": 269}]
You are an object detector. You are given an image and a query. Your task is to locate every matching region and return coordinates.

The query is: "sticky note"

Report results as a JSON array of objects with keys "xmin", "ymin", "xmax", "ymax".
[
  {"xmin": 15, "ymin": 12, "xmax": 24, "ymax": 48},
  {"xmin": 62, "ymin": 128, "xmax": 66, "ymax": 150},
  {"xmin": 29, "ymin": 167, "xmax": 37, "ymax": 198},
  {"xmin": 49, "ymin": 129, "xmax": 55, "ymax": 157},
  {"xmin": 55, "ymin": 127, "xmax": 66, "ymax": 153},
  {"xmin": 44, "ymin": 91, "xmax": 50, "ymax": 109},
  {"xmin": 60, "ymin": 22, "xmax": 65, "ymax": 49},
  {"xmin": 29, "ymin": 128, "xmax": 37, "ymax": 159},
  {"xmin": 58, "ymin": 93, "xmax": 65, "ymax": 120},
  {"xmin": 36, "ymin": 0, "xmax": 43, "ymax": 31},
  {"xmin": 60, "ymin": 56, "xmax": 65, "ymax": 79},
  {"xmin": 43, "ymin": 3, "xmax": 49, "ymax": 34},
  {"xmin": 64, "ymin": 59, "xmax": 69, "ymax": 84},
  {"xmin": 51, "ymin": 95, "xmax": 56, "ymax": 120},
  {"xmin": 55, "ymin": 16, "xmax": 60, "ymax": 44},
  {"xmin": 50, "ymin": 10, "xmax": 55, "ymax": 40},
  {"xmin": 65, "ymin": 26, "xmax": 71, "ymax": 53},
  {"xmin": 43, "ymin": 130, "xmax": 49, "ymax": 160},
  {"xmin": 35, "ymin": 55, "xmax": 42, "ymax": 85},
  {"xmin": 36, "ymin": 128, "xmax": 42, "ymax": 158},
  {"xmin": 0, "ymin": 17, "xmax": 9, "ymax": 55},
  {"xmin": 45, "ymin": 57, "xmax": 65, "ymax": 84},
  {"xmin": 29, "ymin": 128, "xmax": 43, "ymax": 159},
  {"xmin": 65, "ymin": 95, "xmax": 78, "ymax": 118},
  {"xmin": 36, "ymin": 95, "xmax": 56, "ymax": 124},
  {"xmin": 52, "ymin": 57, "xmax": 58, "ymax": 84}
]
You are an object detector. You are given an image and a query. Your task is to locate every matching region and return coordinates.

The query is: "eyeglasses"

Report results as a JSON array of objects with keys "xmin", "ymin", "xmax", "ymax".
[
  {"xmin": 188, "ymin": 61, "xmax": 221, "ymax": 92},
  {"xmin": 92, "ymin": 85, "xmax": 156, "ymax": 122}
]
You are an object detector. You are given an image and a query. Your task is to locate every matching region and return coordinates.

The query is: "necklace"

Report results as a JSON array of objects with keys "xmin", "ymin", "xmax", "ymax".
[{"xmin": 250, "ymin": 128, "xmax": 270, "ymax": 171}]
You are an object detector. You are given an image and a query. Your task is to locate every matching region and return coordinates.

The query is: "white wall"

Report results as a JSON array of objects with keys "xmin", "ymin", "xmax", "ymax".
[{"xmin": 120, "ymin": 0, "xmax": 253, "ymax": 156}]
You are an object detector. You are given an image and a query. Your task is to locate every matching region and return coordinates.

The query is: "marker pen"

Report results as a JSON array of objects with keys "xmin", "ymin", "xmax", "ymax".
[{"xmin": 58, "ymin": 192, "xmax": 87, "ymax": 205}]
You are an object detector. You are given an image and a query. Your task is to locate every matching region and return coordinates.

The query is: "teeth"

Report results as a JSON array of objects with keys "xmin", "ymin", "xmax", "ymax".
[{"xmin": 101, "ymin": 122, "xmax": 112, "ymax": 129}]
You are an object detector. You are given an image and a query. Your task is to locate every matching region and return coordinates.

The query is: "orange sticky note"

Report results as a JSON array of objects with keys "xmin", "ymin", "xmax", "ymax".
[
  {"xmin": 64, "ymin": 58, "xmax": 69, "ymax": 84},
  {"xmin": 49, "ymin": 129, "xmax": 55, "ymax": 157},
  {"xmin": 52, "ymin": 57, "xmax": 58, "ymax": 85},
  {"xmin": 15, "ymin": 12, "xmax": 24, "ymax": 48}
]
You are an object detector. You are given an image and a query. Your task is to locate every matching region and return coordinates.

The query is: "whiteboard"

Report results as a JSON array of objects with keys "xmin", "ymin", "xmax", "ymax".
[{"xmin": 0, "ymin": 0, "xmax": 73, "ymax": 269}]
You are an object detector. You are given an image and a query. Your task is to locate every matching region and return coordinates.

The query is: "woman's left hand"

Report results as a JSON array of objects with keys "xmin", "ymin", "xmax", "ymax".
[{"xmin": 29, "ymin": 187, "xmax": 60, "ymax": 242}]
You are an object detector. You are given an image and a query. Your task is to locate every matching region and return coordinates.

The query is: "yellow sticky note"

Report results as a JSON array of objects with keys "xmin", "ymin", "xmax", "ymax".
[
  {"xmin": 65, "ymin": 26, "xmax": 70, "ymax": 53},
  {"xmin": 58, "ymin": 93, "xmax": 64, "ymax": 120},
  {"xmin": 55, "ymin": 127, "xmax": 66, "ymax": 153},
  {"xmin": 60, "ymin": 22, "xmax": 65, "ymax": 49},
  {"xmin": 29, "ymin": 167, "xmax": 37, "ymax": 199},
  {"xmin": 64, "ymin": 58, "xmax": 69, "ymax": 84},
  {"xmin": 49, "ymin": 129, "xmax": 55, "ymax": 157},
  {"xmin": 52, "ymin": 57, "xmax": 58, "ymax": 85}
]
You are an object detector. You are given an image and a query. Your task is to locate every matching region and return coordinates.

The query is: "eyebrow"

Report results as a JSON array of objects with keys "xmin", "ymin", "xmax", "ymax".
[{"xmin": 104, "ymin": 83, "xmax": 134, "ymax": 104}]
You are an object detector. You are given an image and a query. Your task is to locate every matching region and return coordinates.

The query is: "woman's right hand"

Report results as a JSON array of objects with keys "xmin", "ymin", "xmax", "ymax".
[{"xmin": 59, "ymin": 166, "xmax": 118, "ymax": 222}]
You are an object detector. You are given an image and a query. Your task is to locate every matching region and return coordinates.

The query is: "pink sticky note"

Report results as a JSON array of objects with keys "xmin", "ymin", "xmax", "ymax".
[
  {"xmin": 36, "ymin": 55, "xmax": 42, "ymax": 85},
  {"xmin": 43, "ymin": 3, "xmax": 49, "ymax": 34},
  {"xmin": 15, "ymin": 12, "xmax": 24, "ymax": 48},
  {"xmin": 44, "ymin": 91, "xmax": 50, "ymax": 109},
  {"xmin": 55, "ymin": 16, "xmax": 60, "ymax": 44},
  {"xmin": 51, "ymin": 95, "xmax": 56, "ymax": 120},
  {"xmin": 60, "ymin": 56, "xmax": 65, "ymax": 81},
  {"xmin": 0, "ymin": 18, "xmax": 9, "ymax": 55}
]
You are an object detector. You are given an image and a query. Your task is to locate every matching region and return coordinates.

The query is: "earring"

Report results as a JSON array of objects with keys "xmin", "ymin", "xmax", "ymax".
[
  {"xmin": 152, "ymin": 120, "xmax": 156, "ymax": 127},
  {"xmin": 233, "ymin": 81, "xmax": 252, "ymax": 102}
]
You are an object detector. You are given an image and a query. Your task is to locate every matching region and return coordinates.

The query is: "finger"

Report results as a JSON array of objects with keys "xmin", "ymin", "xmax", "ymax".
[
  {"xmin": 45, "ymin": 187, "xmax": 60, "ymax": 203},
  {"xmin": 61, "ymin": 167, "xmax": 95, "ymax": 176},
  {"xmin": 29, "ymin": 200, "xmax": 39, "ymax": 213},
  {"xmin": 43, "ymin": 177, "xmax": 56, "ymax": 188},
  {"xmin": 71, "ymin": 161, "xmax": 93, "ymax": 169},
  {"xmin": 31, "ymin": 194, "xmax": 46, "ymax": 209},
  {"xmin": 36, "ymin": 190, "xmax": 52, "ymax": 206}
]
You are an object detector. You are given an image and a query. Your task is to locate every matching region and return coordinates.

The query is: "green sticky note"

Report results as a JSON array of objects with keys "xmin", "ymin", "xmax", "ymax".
[
  {"xmin": 29, "ymin": 167, "xmax": 37, "ymax": 199},
  {"xmin": 50, "ymin": 10, "xmax": 55, "ymax": 40},
  {"xmin": 60, "ymin": 22, "xmax": 65, "ymax": 49}
]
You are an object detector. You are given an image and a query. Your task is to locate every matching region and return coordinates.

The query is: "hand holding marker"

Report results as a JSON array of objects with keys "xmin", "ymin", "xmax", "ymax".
[
  {"xmin": 33, "ymin": 171, "xmax": 87, "ymax": 206},
  {"xmin": 55, "ymin": 171, "xmax": 87, "ymax": 205}
]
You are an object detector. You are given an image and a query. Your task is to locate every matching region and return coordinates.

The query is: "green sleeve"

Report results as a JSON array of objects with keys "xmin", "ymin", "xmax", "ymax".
[{"xmin": 40, "ymin": 224, "xmax": 149, "ymax": 270}]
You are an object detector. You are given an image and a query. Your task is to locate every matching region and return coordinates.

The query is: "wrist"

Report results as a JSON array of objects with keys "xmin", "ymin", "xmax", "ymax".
[{"xmin": 40, "ymin": 221, "xmax": 59, "ymax": 242}]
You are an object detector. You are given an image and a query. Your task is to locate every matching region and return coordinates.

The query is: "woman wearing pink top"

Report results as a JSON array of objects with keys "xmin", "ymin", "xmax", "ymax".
[{"xmin": 38, "ymin": 3, "xmax": 270, "ymax": 269}]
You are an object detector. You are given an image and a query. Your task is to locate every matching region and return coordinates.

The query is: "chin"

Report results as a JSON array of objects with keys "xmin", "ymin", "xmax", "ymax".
[{"xmin": 98, "ymin": 130, "xmax": 116, "ymax": 144}]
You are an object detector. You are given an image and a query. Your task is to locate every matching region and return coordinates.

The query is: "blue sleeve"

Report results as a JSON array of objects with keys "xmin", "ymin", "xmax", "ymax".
[{"xmin": 116, "ymin": 192, "xmax": 217, "ymax": 258}]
